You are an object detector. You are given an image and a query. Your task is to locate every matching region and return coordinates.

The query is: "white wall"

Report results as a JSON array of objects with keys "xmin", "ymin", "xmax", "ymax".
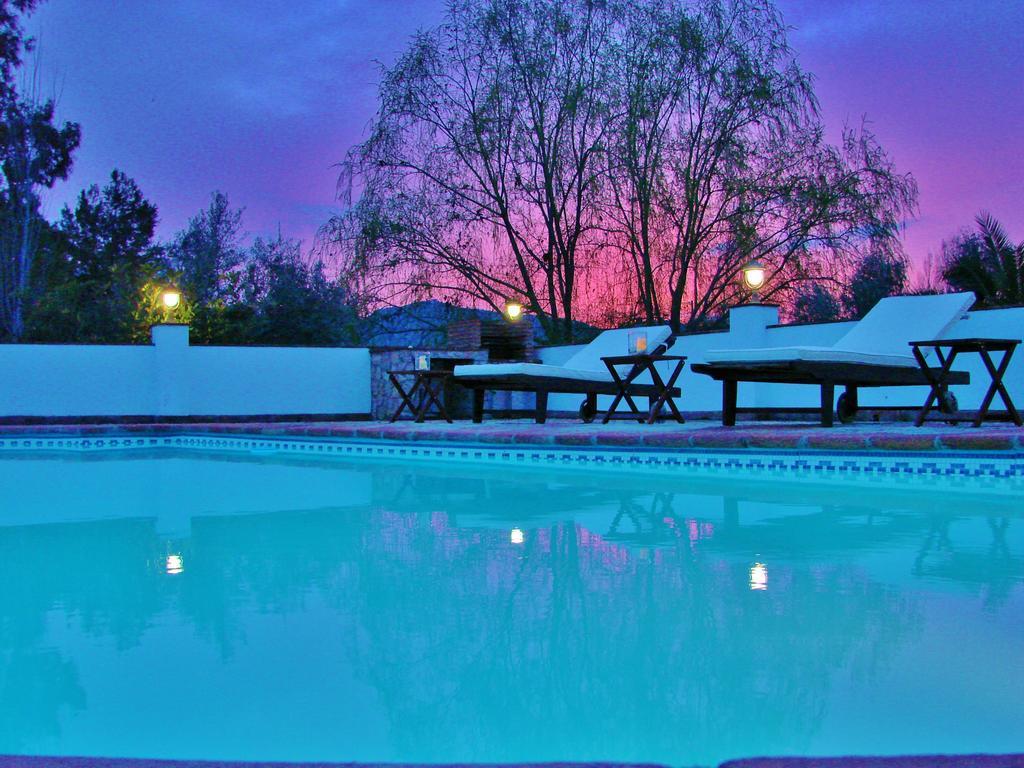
[
  {"xmin": 0, "ymin": 343, "xmax": 157, "ymax": 416},
  {"xmin": 543, "ymin": 304, "xmax": 1024, "ymax": 415},
  {"xmin": 2, "ymin": 306, "xmax": 1019, "ymax": 420},
  {"xmin": 0, "ymin": 325, "xmax": 371, "ymax": 419}
]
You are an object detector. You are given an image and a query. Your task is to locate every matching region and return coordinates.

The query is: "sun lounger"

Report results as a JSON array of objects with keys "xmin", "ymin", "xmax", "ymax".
[
  {"xmin": 690, "ymin": 292, "xmax": 976, "ymax": 426},
  {"xmin": 454, "ymin": 325, "xmax": 676, "ymax": 423}
]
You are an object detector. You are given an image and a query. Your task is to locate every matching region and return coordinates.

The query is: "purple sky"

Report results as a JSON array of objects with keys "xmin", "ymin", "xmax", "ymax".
[{"xmin": 27, "ymin": 0, "xmax": 1024, "ymax": 278}]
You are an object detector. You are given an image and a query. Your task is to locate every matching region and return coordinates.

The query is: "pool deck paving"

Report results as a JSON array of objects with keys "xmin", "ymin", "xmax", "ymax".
[{"xmin": 2, "ymin": 418, "xmax": 1023, "ymax": 453}]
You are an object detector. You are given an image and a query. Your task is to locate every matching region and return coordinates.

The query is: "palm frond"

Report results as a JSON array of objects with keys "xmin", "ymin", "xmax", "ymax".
[
  {"xmin": 976, "ymin": 211, "xmax": 1011, "ymax": 261},
  {"xmin": 974, "ymin": 212, "xmax": 1021, "ymax": 304}
]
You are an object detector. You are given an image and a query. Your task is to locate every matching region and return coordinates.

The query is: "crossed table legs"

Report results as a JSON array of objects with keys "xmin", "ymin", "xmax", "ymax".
[
  {"xmin": 388, "ymin": 371, "xmax": 453, "ymax": 423},
  {"xmin": 912, "ymin": 340, "xmax": 1021, "ymax": 427},
  {"xmin": 601, "ymin": 354, "xmax": 686, "ymax": 425}
]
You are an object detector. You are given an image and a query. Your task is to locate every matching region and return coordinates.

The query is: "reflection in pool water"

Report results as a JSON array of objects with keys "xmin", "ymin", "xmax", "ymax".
[
  {"xmin": 749, "ymin": 561, "xmax": 768, "ymax": 591},
  {"xmin": 0, "ymin": 450, "xmax": 1021, "ymax": 764}
]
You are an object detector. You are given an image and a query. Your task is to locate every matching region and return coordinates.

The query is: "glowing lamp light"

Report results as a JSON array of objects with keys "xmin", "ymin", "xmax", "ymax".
[
  {"xmin": 741, "ymin": 259, "xmax": 766, "ymax": 303},
  {"xmin": 510, "ymin": 527, "xmax": 525, "ymax": 545},
  {"xmin": 749, "ymin": 561, "xmax": 768, "ymax": 591},
  {"xmin": 162, "ymin": 290, "xmax": 181, "ymax": 310},
  {"xmin": 504, "ymin": 300, "xmax": 524, "ymax": 322},
  {"xmin": 165, "ymin": 554, "xmax": 184, "ymax": 575},
  {"xmin": 628, "ymin": 330, "xmax": 648, "ymax": 354}
]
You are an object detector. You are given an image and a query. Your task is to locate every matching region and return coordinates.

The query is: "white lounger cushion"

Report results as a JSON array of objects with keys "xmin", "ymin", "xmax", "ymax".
[
  {"xmin": 560, "ymin": 325, "xmax": 674, "ymax": 372},
  {"xmin": 703, "ymin": 292, "xmax": 975, "ymax": 368},
  {"xmin": 702, "ymin": 346, "xmax": 919, "ymax": 368},
  {"xmin": 831, "ymin": 292, "xmax": 975, "ymax": 356},
  {"xmin": 453, "ymin": 324, "xmax": 674, "ymax": 384},
  {"xmin": 453, "ymin": 362, "xmax": 613, "ymax": 383}
]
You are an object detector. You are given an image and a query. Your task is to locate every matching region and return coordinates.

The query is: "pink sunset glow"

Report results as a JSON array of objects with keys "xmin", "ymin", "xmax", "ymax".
[{"xmin": 26, "ymin": 0, "xmax": 1022, "ymax": 280}]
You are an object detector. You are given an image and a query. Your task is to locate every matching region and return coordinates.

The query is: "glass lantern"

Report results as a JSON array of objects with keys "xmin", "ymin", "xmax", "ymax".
[{"xmin": 627, "ymin": 330, "xmax": 648, "ymax": 355}]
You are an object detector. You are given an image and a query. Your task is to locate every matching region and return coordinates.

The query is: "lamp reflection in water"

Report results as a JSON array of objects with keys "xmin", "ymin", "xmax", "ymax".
[
  {"xmin": 510, "ymin": 528, "xmax": 525, "ymax": 545},
  {"xmin": 749, "ymin": 561, "xmax": 767, "ymax": 590},
  {"xmin": 165, "ymin": 554, "xmax": 184, "ymax": 575}
]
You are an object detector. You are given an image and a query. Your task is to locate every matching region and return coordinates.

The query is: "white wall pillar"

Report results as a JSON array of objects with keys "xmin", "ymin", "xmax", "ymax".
[
  {"xmin": 151, "ymin": 324, "xmax": 190, "ymax": 417},
  {"xmin": 728, "ymin": 303, "xmax": 779, "ymax": 342},
  {"xmin": 727, "ymin": 303, "xmax": 780, "ymax": 410}
]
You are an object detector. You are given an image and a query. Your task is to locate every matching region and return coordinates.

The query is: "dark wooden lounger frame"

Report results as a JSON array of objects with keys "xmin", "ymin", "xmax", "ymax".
[
  {"xmin": 458, "ymin": 375, "xmax": 680, "ymax": 424},
  {"xmin": 690, "ymin": 360, "xmax": 970, "ymax": 427}
]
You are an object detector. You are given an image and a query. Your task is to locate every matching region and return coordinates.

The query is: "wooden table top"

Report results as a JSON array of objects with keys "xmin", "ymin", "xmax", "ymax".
[
  {"xmin": 600, "ymin": 353, "xmax": 687, "ymax": 364},
  {"xmin": 388, "ymin": 369, "xmax": 454, "ymax": 376},
  {"xmin": 910, "ymin": 338, "xmax": 1020, "ymax": 350}
]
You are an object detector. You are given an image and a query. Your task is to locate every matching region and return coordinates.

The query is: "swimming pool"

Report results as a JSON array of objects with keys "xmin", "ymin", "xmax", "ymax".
[{"xmin": 1, "ymin": 438, "xmax": 1022, "ymax": 765}]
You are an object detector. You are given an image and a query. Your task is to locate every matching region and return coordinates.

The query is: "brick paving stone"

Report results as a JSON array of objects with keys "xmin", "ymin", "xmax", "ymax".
[{"xmin": 868, "ymin": 434, "xmax": 939, "ymax": 451}]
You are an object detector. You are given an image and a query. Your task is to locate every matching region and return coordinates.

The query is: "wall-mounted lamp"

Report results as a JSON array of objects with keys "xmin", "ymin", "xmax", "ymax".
[
  {"xmin": 741, "ymin": 259, "xmax": 766, "ymax": 303},
  {"xmin": 162, "ymin": 289, "xmax": 181, "ymax": 311},
  {"xmin": 504, "ymin": 300, "xmax": 524, "ymax": 322}
]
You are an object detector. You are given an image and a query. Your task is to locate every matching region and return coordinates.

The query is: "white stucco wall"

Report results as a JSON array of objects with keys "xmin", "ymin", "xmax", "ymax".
[
  {"xmin": 1, "ymin": 305, "xmax": 1019, "ymax": 420},
  {"xmin": 542, "ymin": 304, "xmax": 1024, "ymax": 415},
  {"xmin": 0, "ymin": 325, "xmax": 371, "ymax": 419}
]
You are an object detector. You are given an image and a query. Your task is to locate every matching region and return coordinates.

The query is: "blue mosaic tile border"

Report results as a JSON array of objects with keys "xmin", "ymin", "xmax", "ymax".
[{"xmin": 1, "ymin": 432, "xmax": 1022, "ymax": 494}]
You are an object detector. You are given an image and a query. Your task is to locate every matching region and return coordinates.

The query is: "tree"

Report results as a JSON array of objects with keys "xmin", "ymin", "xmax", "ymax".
[
  {"xmin": 602, "ymin": 0, "xmax": 916, "ymax": 330},
  {"xmin": 0, "ymin": 0, "xmax": 81, "ymax": 340},
  {"xmin": 167, "ymin": 191, "xmax": 247, "ymax": 343},
  {"xmin": 329, "ymin": 0, "xmax": 916, "ymax": 336},
  {"xmin": 791, "ymin": 283, "xmax": 841, "ymax": 324},
  {"xmin": 27, "ymin": 170, "xmax": 165, "ymax": 342},
  {"xmin": 0, "ymin": 0, "xmax": 38, "ymax": 99},
  {"xmin": 169, "ymin": 191, "xmax": 244, "ymax": 305},
  {"xmin": 0, "ymin": 97, "xmax": 81, "ymax": 339},
  {"xmin": 843, "ymin": 250, "xmax": 907, "ymax": 319},
  {"xmin": 942, "ymin": 213, "xmax": 1022, "ymax": 308},
  {"xmin": 243, "ymin": 234, "xmax": 359, "ymax": 346},
  {"xmin": 326, "ymin": 0, "xmax": 616, "ymax": 343}
]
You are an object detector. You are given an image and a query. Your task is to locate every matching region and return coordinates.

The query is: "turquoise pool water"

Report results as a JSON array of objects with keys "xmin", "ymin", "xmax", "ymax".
[{"xmin": 1, "ymin": 447, "xmax": 1022, "ymax": 765}]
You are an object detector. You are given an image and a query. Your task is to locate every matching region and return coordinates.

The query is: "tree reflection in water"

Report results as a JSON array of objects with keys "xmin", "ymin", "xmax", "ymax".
[{"xmin": 0, "ymin": 453, "xmax": 1020, "ymax": 762}]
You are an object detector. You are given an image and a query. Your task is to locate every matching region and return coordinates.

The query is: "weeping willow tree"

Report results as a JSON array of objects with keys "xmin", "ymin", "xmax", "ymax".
[
  {"xmin": 320, "ymin": 0, "xmax": 616, "ymax": 343},
  {"xmin": 323, "ymin": 0, "xmax": 917, "ymax": 336},
  {"xmin": 601, "ymin": 0, "xmax": 917, "ymax": 329}
]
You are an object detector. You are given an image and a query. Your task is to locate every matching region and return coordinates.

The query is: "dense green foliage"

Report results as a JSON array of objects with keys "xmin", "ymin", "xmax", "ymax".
[
  {"xmin": 27, "ymin": 170, "xmax": 163, "ymax": 342},
  {"xmin": 21, "ymin": 182, "xmax": 360, "ymax": 346},
  {"xmin": 842, "ymin": 251, "xmax": 908, "ymax": 319},
  {"xmin": 778, "ymin": 253, "xmax": 909, "ymax": 324},
  {"xmin": 791, "ymin": 283, "xmax": 843, "ymax": 324},
  {"xmin": 942, "ymin": 213, "xmax": 1022, "ymax": 308}
]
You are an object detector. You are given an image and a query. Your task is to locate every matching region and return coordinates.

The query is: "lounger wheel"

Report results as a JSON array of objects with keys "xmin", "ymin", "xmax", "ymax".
[
  {"xmin": 836, "ymin": 392, "xmax": 858, "ymax": 424},
  {"xmin": 579, "ymin": 398, "xmax": 597, "ymax": 423},
  {"xmin": 940, "ymin": 391, "xmax": 959, "ymax": 423}
]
